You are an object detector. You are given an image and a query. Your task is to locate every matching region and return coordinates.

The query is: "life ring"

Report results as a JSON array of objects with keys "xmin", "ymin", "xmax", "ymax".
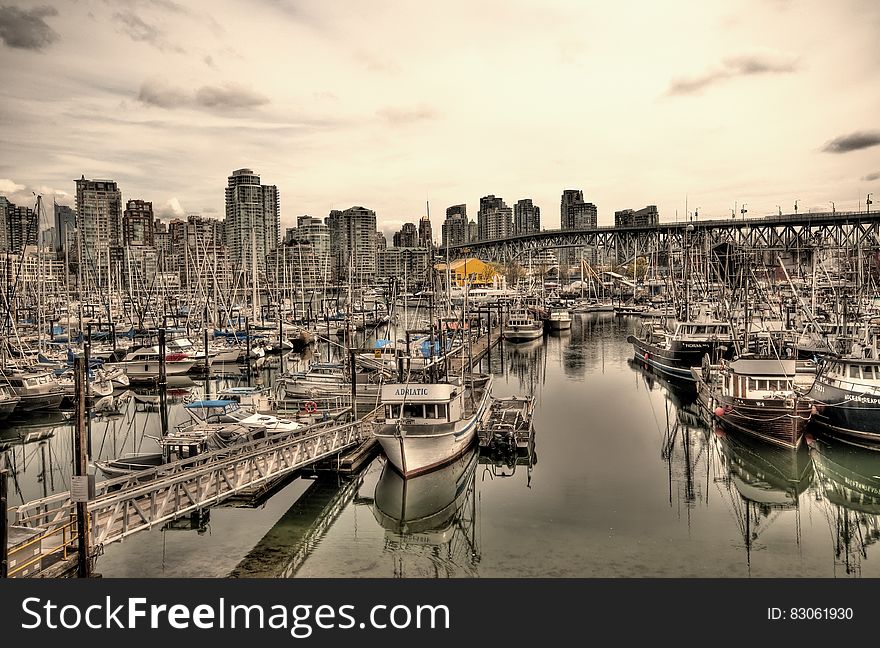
[{"xmin": 303, "ymin": 401, "xmax": 318, "ymax": 414}]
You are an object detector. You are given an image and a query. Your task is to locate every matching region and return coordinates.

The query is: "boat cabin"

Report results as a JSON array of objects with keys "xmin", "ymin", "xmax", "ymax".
[
  {"xmin": 821, "ymin": 359, "xmax": 880, "ymax": 391},
  {"xmin": 673, "ymin": 321, "xmax": 733, "ymax": 340},
  {"xmin": 722, "ymin": 358, "xmax": 797, "ymax": 399},
  {"xmin": 381, "ymin": 384, "xmax": 459, "ymax": 425}
]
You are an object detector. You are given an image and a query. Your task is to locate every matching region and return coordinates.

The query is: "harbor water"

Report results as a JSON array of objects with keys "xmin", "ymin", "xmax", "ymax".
[{"xmin": 4, "ymin": 312, "xmax": 878, "ymax": 577}]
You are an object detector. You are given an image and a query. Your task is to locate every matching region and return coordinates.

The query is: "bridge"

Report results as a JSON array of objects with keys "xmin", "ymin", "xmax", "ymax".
[{"xmin": 438, "ymin": 211, "xmax": 880, "ymax": 263}]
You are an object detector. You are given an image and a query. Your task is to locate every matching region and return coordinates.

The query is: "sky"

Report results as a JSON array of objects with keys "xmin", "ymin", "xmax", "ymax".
[{"xmin": 0, "ymin": 0, "xmax": 878, "ymax": 241}]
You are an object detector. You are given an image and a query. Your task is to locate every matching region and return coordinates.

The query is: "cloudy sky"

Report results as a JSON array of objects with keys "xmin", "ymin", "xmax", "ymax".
[{"xmin": 0, "ymin": 0, "xmax": 878, "ymax": 239}]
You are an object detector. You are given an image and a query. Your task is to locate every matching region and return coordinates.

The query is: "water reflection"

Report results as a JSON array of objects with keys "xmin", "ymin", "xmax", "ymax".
[
  {"xmin": 809, "ymin": 437, "xmax": 880, "ymax": 576},
  {"xmin": 371, "ymin": 448, "xmax": 480, "ymax": 577},
  {"xmin": 713, "ymin": 427, "xmax": 813, "ymax": 571}
]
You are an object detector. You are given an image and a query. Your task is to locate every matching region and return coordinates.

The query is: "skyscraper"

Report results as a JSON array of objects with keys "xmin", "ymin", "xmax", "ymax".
[
  {"xmin": 514, "ymin": 199, "xmax": 541, "ymax": 235},
  {"xmin": 326, "ymin": 206, "xmax": 377, "ymax": 281},
  {"xmin": 614, "ymin": 205, "xmax": 658, "ymax": 227},
  {"xmin": 418, "ymin": 215, "xmax": 433, "ymax": 248},
  {"xmin": 559, "ymin": 188, "xmax": 597, "ymax": 266},
  {"xmin": 478, "ymin": 195, "xmax": 512, "ymax": 240},
  {"xmin": 223, "ymin": 168, "xmax": 280, "ymax": 272},
  {"xmin": 75, "ymin": 176, "xmax": 123, "ymax": 277},
  {"xmin": 54, "ymin": 203, "xmax": 76, "ymax": 255},
  {"xmin": 442, "ymin": 204, "xmax": 467, "ymax": 247}
]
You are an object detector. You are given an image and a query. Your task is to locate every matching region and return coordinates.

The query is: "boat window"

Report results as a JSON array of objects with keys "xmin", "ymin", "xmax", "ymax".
[
  {"xmin": 437, "ymin": 404, "xmax": 448, "ymax": 420},
  {"xmin": 748, "ymin": 378, "xmax": 757, "ymax": 391},
  {"xmin": 424, "ymin": 405, "xmax": 437, "ymax": 419},
  {"xmin": 403, "ymin": 403, "xmax": 423, "ymax": 418},
  {"xmin": 863, "ymin": 366, "xmax": 875, "ymax": 380},
  {"xmin": 850, "ymin": 365, "xmax": 861, "ymax": 379}
]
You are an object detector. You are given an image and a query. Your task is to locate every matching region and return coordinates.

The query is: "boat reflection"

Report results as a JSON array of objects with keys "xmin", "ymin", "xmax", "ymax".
[
  {"xmin": 372, "ymin": 446, "xmax": 480, "ymax": 577},
  {"xmin": 809, "ymin": 436, "xmax": 880, "ymax": 576},
  {"xmin": 714, "ymin": 427, "xmax": 813, "ymax": 570}
]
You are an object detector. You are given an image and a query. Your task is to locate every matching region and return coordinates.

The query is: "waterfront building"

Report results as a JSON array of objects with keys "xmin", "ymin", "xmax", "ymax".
[
  {"xmin": 223, "ymin": 168, "xmax": 280, "ymax": 273},
  {"xmin": 442, "ymin": 205, "xmax": 467, "ymax": 247},
  {"xmin": 376, "ymin": 230, "xmax": 387, "ymax": 250},
  {"xmin": 278, "ymin": 215, "xmax": 330, "ymax": 286},
  {"xmin": 435, "ymin": 257, "xmax": 497, "ymax": 287},
  {"xmin": 478, "ymin": 195, "xmax": 513, "ymax": 241},
  {"xmin": 514, "ymin": 198, "xmax": 541, "ymax": 235},
  {"xmin": 327, "ymin": 205, "xmax": 377, "ymax": 282},
  {"xmin": 614, "ymin": 205, "xmax": 659, "ymax": 228},
  {"xmin": 122, "ymin": 199, "xmax": 155, "ymax": 246}
]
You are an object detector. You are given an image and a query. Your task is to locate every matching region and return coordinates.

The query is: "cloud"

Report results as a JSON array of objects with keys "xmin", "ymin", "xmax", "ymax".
[
  {"xmin": 157, "ymin": 197, "xmax": 186, "ymax": 219},
  {"xmin": 137, "ymin": 78, "xmax": 190, "ymax": 108},
  {"xmin": 136, "ymin": 79, "xmax": 269, "ymax": 111},
  {"xmin": 0, "ymin": 5, "xmax": 59, "ymax": 51},
  {"xmin": 862, "ymin": 172, "xmax": 880, "ymax": 181},
  {"xmin": 0, "ymin": 178, "xmax": 26, "ymax": 194},
  {"xmin": 377, "ymin": 105, "xmax": 438, "ymax": 125},
  {"xmin": 822, "ymin": 131, "xmax": 880, "ymax": 154},
  {"xmin": 113, "ymin": 10, "xmax": 184, "ymax": 53},
  {"xmin": 195, "ymin": 84, "xmax": 269, "ymax": 109},
  {"xmin": 667, "ymin": 51, "xmax": 798, "ymax": 96}
]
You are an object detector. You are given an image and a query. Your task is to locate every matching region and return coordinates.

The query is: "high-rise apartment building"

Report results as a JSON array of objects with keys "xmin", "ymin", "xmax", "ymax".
[
  {"xmin": 123, "ymin": 199, "xmax": 154, "ymax": 246},
  {"xmin": 442, "ymin": 204, "xmax": 467, "ymax": 247},
  {"xmin": 326, "ymin": 206, "xmax": 377, "ymax": 281},
  {"xmin": 0, "ymin": 198, "xmax": 38, "ymax": 252},
  {"xmin": 514, "ymin": 199, "xmax": 541, "ymax": 235},
  {"xmin": 559, "ymin": 188, "xmax": 598, "ymax": 267},
  {"xmin": 76, "ymin": 176, "xmax": 122, "ymax": 253},
  {"xmin": 223, "ymin": 168, "xmax": 280, "ymax": 272},
  {"xmin": 478, "ymin": 195, "xmax": 513, "ymax": 240}
]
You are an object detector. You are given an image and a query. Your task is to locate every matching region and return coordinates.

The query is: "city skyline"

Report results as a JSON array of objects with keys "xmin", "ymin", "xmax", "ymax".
[{"xmin": 1, "ymin": 0, "xmax": 879, "ymax": 240}]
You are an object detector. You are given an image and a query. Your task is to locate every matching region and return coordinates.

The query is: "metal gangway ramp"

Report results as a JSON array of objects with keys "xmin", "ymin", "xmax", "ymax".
[{"xmin": 13, "ymin": 413, "xmax": 377, "ymax": 563}]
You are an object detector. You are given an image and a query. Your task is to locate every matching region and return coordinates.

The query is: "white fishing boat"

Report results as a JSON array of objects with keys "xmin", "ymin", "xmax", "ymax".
[
  {"xmin": 502, "ymin": 307, "xmax": 543, "ymax": 342},
  {"xmin": 374, "ymin": 374, "xmax": 492, "ymax": 477},
  {"xmin": 547, "ymin": 308, "xmax": 572, "ymax": 330}
]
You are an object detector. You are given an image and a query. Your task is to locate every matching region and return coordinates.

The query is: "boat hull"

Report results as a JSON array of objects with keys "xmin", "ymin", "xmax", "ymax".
[
  {"xmin": 808, "ymin": 380, "xmax": 880, "ymax": 443},
  {"xmin": 376, "ymin": 427, "xmax": 478, "ymax": 478},
  {"xmin": 628, "ymin": 335, "xmax": 731, "ymax": 382},
  {"xmin": 503, "ymin": 327, "xmax": 543, "ymax": 342}
]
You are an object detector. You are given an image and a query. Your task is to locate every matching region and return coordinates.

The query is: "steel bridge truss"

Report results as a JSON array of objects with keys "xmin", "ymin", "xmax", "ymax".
[{"xmin": 440, "ymin": 211, "xmax": 880, "ymax": 263}]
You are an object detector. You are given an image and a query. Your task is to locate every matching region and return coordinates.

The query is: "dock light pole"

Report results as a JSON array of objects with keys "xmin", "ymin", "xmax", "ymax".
[{"xmin": 868, "ymin": 193, "xmax": 873, "ymax": 214}]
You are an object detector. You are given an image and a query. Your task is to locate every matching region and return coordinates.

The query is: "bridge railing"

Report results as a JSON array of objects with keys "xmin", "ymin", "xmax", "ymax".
[{"xmin": 14, "ymin": 410, "xmax": 379, "ymax": 533}]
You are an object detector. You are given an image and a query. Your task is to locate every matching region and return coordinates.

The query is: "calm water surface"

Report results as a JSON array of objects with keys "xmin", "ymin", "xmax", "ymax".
[{"xmin": 4, "ymin": 313, "xmax": 878, "ymax": 577}]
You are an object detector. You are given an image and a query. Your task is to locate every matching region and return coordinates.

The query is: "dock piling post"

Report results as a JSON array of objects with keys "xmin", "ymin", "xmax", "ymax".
[
  {"xmin": 73, "ymin": 356, "xmax": 91, "ymax": 578},
  {"xmin": 1, "ymin": 468, "xmax": 7, "ymax": 578}
]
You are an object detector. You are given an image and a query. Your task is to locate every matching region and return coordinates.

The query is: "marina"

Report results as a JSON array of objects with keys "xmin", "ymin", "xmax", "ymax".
[{"xmin": 4, "ymin": 293, "xmax": 880, "ymax": 577}]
